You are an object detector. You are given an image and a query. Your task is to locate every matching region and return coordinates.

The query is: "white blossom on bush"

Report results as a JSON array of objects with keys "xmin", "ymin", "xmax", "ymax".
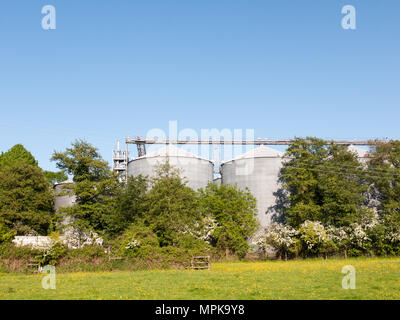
[
  {"xmin": 252, "ymin": 229, "xmax": 267, "ymax": 251},
  {"xmin": 385, "ymin": 230, "xmax": 400, "ymax": 243},
  {"xmin": 360, "ymin": 208, "xmax": 380, "ymax": 230},
  {"xmin": 325, "ymin": 223, "xmax": 371, "ymax": 250},
  {"xmin": 181, "ymin": 216, "xmax": 217, "ymax": 242},
  {"xmin": 61, "ymin": 227, "xmax": 103, "ymax": 249},
  {"xmin": 264, "ymin": 223, "xmax": 298, "ymax": 251},
  {"xmin": 326, "ymin": 226, "xmax": 348, "ymax": 245},
  {"xmin": 347, "ymin": 223, "xmax": 370, "ymax": 249},
  {"xmin": 125, "ymin": 239, "xmax": 141, "ymax": 249},
  {"xmin": 299, "ymin": 221, "xmax": 327, "ymax": 250}
]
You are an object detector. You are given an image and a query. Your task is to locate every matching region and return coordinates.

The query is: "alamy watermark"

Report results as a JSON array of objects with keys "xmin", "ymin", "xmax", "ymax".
[
  {"xmin": 41, "ymin": 5, "xmax": 56, "ymax": 30},
  {"xmin": 41, "ymin": 265, "xmax": 56, "ymax": 290},
  {"xmin": 341, "ymin": 265, "xmax": 356, "ymax": 289},
  {"xmin": 342, "ymin": 5, "xmax": 356, "ymax": 30},
  {"xmin": 144, "ymin": 121, "xmax": 257, "ymax": 175},
  {"xmin": 40, "ymin": 4, "xmax": 356, "ymax": 31}
]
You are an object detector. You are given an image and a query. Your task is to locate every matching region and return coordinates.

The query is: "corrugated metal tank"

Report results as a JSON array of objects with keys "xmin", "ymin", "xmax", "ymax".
[
  {"xmin": 127, "ymin": 145, "xmax": 214, "ymax": 191},
  {"xmin": 213, "ymin": 177, "xmax": 221, "ymax": 186},
  {"xmin": 220, "ymin": 145, "xmax": 284, "ymax": 228},
  {"xmin": 347, "ymin": 145, "xmax": 370, "ymax": 164},
  {"xmin": 54, "ymin": 180, "xmax": 76, "ymax": 226},
  {"xmin": 54, "ymin": 180, "xmax": 76, "ymax": 211}
]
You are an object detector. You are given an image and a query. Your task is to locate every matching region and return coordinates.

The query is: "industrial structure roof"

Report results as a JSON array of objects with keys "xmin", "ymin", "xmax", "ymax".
[
  {"xmin": 348, "ymin": 145, "xmax": 370, "ymax": 158},
  {"xmin": 135, "ymin": 144, "xmax": 212, "ymax": 162},
  {"xmin": 222, "ymin": 145, "xmax": 284, "ymax": 164}
]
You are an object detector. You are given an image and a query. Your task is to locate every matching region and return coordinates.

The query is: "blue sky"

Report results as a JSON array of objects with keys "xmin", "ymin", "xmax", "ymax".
[{"xmin": 0, "ymin": 0, "xmax": 399, "ymax": 171}]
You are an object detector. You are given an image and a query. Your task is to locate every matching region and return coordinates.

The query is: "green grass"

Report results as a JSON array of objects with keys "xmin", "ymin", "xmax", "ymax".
[{"xmin": 1, "ymin": 257, "xmax": 400, "ymax": 299}]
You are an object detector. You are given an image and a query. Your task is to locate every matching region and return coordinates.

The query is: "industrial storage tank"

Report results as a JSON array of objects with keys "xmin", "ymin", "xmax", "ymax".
[
  {"xmin": 213, "ymin": 177, "xmax": 222, "ymax": 186},
  {"xmin": 220, "ymin": 145, "xmax": 284, "ymax": 228},
  {"xmin": 54, "ymin": 179, "xmax": 76, "ymax": 226},
  {"xmin": 127, "ymin": 145, "xmax": 214, "ymax": 191},
  {"xmin": 347, "ymin": 145, "xmax": 370, "ymax": 164},
  {"xmin": 54, "ymin": 179, "xmax": 76, "ymax": 211}
]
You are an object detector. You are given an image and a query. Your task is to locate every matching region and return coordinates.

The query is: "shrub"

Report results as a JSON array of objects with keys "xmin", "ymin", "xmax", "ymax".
[
  {"xmin": 0, "ymin": 223, "xmax": 16, "ymax": 244},
  {"xmin": 262, "ymin": 223, "xmax": 299, "ymax": 260},
  {"xmin": 34, "ymin": 242, "xmax": 67, "ymax": 266},
  {"xmin": 298, "ymin": 221, "xmax": 328, "ymax": 256},
  {"xmin": 112, "ymin": 224, "xmax": 159, "ymax": 258},
  {"xmin": 63, "ymin": 245, "xmax": 106, "ymax": 259},
  {"xmin": 199, "ymin": 183, "xmax": 258, "ymax": 259}
]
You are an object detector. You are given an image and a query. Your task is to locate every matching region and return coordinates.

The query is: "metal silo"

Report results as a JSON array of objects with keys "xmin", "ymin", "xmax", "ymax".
[
  {"xmin": 54, "ymin": 179, "xmax": 76, "ymax": 226},
  {"xmin": 220, "ymin": 145, "xmax": 284, "ymax": 228},
  {"xmin": 54, "ymin": 180, "xmax": 76, "ymax": 211},
  {"xmin": 347, "ymin": 145, "xmax": 370, "ymax": 164},
  {"xmin": 127, "ymin": 145, "xmax": 214, "ymax": 191},
  {"xmin": 213, "ymin": 177, "xmax": 222, "ymax": 186}
]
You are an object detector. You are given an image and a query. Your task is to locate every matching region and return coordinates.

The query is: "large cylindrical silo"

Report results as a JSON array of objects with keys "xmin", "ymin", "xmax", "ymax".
[
  {"xmin": 220, "ymin": 145, "xmax": 283, "ymax": 228},
  {"xmin": 54, "ymin": 180, "xmax": 76, "ymax": 226},
  {"xmin": 54, "ymin": 180, "xmax": 76, "ymax": 211},
  {"xmin": 127, "ymin": 145, "xmax": 214, "ymax": 191},
  {"xmin": 347, "ymin": 145, "xmax": 370, "ymax": 164}
]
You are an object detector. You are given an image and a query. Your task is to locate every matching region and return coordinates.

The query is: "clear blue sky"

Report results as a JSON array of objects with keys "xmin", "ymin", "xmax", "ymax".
[{"xmin": 0, "ymin": 0, "xmax": 399, "ymax": 171}]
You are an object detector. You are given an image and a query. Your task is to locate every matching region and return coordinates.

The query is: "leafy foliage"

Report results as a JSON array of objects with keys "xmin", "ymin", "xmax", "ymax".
[
  {"xmin": 0, "ymin": 162, "xmax": 54, "ymax": 235},
  {"xmin": 34, "ymin": 241, "xmax": 67, "ymax": 266},
  {"xmin": 113, "ymin": 223, "xmax": 159, "ymax": 257},
  {"xmin": 262, "ymin": 223, "xmax": 299, "ymax": 260},
  {"xmin": 278, "ymin": 137, "xmax": 368, "ymax": 227},
  {"xmin": 6, "ymin": 137, "xmax": 400, "ymax": 265},
  {"xmin": 43, "ymin": 170, "xmax": 68, "ymax": 186},
  {"xmin": 0, "ymin": 144, "xmax": 38, "ymax": 168},
  {"xmin": 103, "ymin": 175, "xmax": 148, "ymax": 237},
  {"xmin": 298, "ymin": 220, "xmax": 329, "ymax": 255},
  {"xmin": 368, "ymin": 141, "xmax": 400, "ymax": 229},
  {"xmin": 261, "ymin": 138, "xmax": 400, "ymax": 259},
  {"xmin": 199, "ymin": 182, "xmax": 258, "ymax": 258},
  {"xmin": 0, "ymin": 223, "xmax": 16, "ymax": 244},
  {"xmin": 144, "ymin": 161, "xmax": 205, "ymax": 248},
  {"xmin": 51, "ymin": 140, "xmax": 120, "ymax": 234},
  {"xmin": 51, "ymin": 140, "xmax": 111, "ymax": 183}
]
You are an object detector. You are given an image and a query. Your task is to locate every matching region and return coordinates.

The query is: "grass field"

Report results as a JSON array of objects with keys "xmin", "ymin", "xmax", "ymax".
[{"xmin": 1, "ymin": 257, "xmax": 399, "ymax": 300}]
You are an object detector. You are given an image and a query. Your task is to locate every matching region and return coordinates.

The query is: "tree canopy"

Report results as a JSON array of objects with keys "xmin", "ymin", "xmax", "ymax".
[
  {"xmin": 278, "ymin": 137, "xmax": 369, "ymax": 227},
  {"xmin": 51, "ymin": 140, "xmax": 120, "ymax": 234},
  {"xmin": 102, "ymin": 175, "xmax": 148, "ymax": 237},
  {"xmin": 0, "ymin": 162, "xmax": 54, "ymax": 235},
  {"xmin": 0, "ymin": 144, "xmax": 56, "ymax": 236},
  {"xmin": 144, "ymin": 161, "xmax": 204, "ymax": 248},
  {"xmin": 6, "ymin": 138, "xmax": 400, "ymax": 260},
  {"xmin": 0, "ymin": 144, "xmax": 38, "ymax": 168},
  {"xmin": 52, "ymin": 140, "xmax": 112, "ymax": 183},
  {"xmin": 44, "ymin": 170, "xmax": 68, "ymax": 185},
  {"xmin": 368, "ymin": 140, "xmax": 400, "ymax": 229},
  {"xmin": 199, "ymin": 182, "xmax": 258, "ymax": 258}
]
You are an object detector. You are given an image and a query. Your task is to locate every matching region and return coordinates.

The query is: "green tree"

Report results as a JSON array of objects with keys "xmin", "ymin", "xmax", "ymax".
[
  {"xmin": 51, "ymin": 140, "xmax": 120, "ymax": 234},
  {"xmin": 44, "ymin": 170, "xmax": 68, "ymax": 186},
  {"xmin": 103, "ymin": 175, "xmax": 148, "ymax": 237},
  {"xmin": 0, "ymin": 162, "xmax": 54, "ymax": 235},
  {"xmin": 368, "ymin": 140, "xmax": 400, "ymax": 230},
  {"xmin": 0, "ymin": 222, "xmax": 17, "ymax": 243},
  {"xmin": 279, "ymin": 137, "xmax": 368, "ymax": 227},
  {"xmin": 199, "ymin": 182, "xmax": 258, "ymax": 259},
  {"xmin": 0, "ymin": 144, "xmax": 66, "ymax": 186},
  {"xmin": 0, "ymin": 144, "xmax": 38, "ymax": 168},
  {"xmin": 51, "ymin": 140, "xmax": 111, "ymax": 183},
  {"xmin": 144, "ymin": 161, "xmax": 204, "ymax": 247}
]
